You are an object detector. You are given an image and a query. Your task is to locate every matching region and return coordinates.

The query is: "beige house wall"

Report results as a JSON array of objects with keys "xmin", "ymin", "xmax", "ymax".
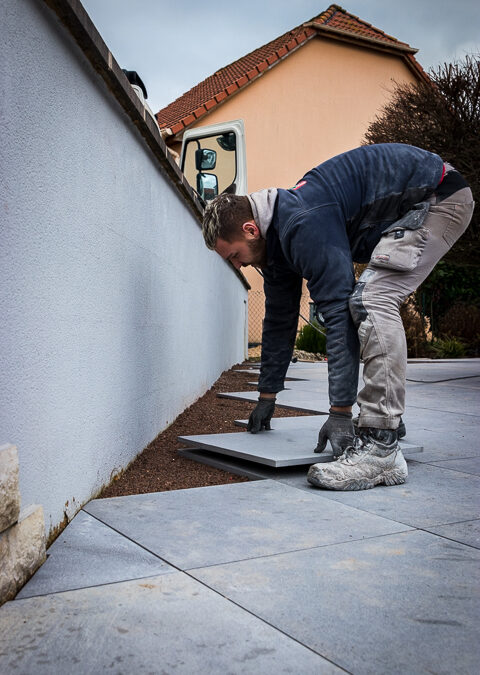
[{"xmin": 178, "ymin": 37, "xmax": 420, "ymax": 342}]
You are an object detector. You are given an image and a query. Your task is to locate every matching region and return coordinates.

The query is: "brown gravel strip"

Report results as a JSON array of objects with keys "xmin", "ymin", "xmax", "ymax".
[{"xmin": 99, "ymin": 363, "xmax": 312, "ymax": 498}]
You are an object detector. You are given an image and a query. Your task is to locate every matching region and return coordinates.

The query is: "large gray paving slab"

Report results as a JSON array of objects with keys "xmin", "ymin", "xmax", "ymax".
[
  {"xmin": 400, "ymin": 407, "xmax": 480, "ymax": 462},
  {"xmin": 179, "ymin": 427, "xmax": 422, "ymax": 467},
  {"xmin": 233, "ymin": 415, "xmax": 423, "ymax": 453},
  {"xmin": 16, "ymin": 510, "xmax": 173, "ymax": 599},
  {"xmin": 191, "ymin": 530, "xmax": 480, "ymax": 675},
  {"xmin": 0, "ymin": 573, "xmax": 339, "ymax": 674},
  {"xmin": 84, "ymin": 480, "xmax": 411, "ymax": 569},
  {"xmin": 179, "ymin": 427, "xmax": 331, "ymax": 467},
  {"xmin": 311, "ymin": 460, "xmax": 480, "ymax": 529},
  {"xmin": 424, "ymin": 519, "xmax": 480, "ymax": 549}
]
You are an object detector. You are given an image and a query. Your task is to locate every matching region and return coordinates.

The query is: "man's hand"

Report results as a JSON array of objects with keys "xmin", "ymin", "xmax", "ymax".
[
  {"xmin": 247, "ymin": 397, "xmax": 276, "ymax": 433},
  {"xmin": 315, "ymin": 410, "xmax": 354, "ymax": 458}
]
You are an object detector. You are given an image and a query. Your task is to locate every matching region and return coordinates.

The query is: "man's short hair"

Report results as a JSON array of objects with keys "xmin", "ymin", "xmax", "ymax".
[{"xmin": 202, "ymin": 194, "xmax": 253, "ymax": 249}]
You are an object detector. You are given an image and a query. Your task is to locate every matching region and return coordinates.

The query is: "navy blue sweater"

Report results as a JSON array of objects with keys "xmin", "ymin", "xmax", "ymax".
[{"xmin": 259, "ymin": 143, "xmax": 444, "ymax": 405}]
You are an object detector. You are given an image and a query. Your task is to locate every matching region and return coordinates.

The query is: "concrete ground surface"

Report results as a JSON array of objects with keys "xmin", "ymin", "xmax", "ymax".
[{"xmin": 1, "ymin": 359, "xmax": 479, "ymax": 674}]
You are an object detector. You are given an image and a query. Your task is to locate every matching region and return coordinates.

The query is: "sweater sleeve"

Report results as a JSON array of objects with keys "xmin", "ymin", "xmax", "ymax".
[
  {"xmin": 258, "ymin": 265, "xmax": 303, "ymax": 394},
  {"xmin": 285, "ymin": 204, "xmax": 360, "ymax": 406}
]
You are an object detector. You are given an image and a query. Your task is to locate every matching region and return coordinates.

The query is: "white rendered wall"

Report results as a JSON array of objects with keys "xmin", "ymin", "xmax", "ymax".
[{"xmin": 0, "ymin": 0, "xmax": 247, "ymax": 537}]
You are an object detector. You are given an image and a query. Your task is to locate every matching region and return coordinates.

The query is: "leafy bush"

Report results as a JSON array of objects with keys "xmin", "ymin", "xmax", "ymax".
[
  {"xmin": 438, "ymin": 302, "xmax": 480, "ymax": 356},
  {"xmin": 295, "ymin": 321, "xmax": 326, "ymax": 354},
  {"xmin": 429, "ymin": 336, "xmax": 466, "ymax": 358},
  {"xmin": 400, "ymin": 296, "xmax": 431, "ymax": 357},
  {"xmin": 417, "ymin": 261, "xmax": 480, "ymax": 336}
]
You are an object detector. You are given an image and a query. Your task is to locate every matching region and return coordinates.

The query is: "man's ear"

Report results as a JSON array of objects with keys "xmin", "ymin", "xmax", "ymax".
[{"xmin": 242, "ymin": 221, "xmax": 260, "ymax": 239}]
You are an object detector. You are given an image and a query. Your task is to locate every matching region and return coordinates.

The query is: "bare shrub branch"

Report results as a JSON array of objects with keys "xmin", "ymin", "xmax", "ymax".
[{"xmin": 364, "ymin": 55, "xmax": 479, "ymax": 265}]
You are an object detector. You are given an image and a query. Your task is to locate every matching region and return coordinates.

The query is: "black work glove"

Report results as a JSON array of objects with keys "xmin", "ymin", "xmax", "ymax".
[
  {"xmin": 247, "ymin": 398, "xmax": 276, "ymax": 433},
  {"xmin": 315, "ymin": 411, "xmax": 354, "ymax": 458}
]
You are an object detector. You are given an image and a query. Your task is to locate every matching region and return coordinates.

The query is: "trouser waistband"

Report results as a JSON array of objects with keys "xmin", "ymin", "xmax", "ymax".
[{"xmin": 435, "ymin": 162, "xmax": 469, "ymax": 201}]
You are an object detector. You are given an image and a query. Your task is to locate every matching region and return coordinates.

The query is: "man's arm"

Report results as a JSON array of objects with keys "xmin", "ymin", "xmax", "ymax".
[
  {"xmin": 246, "ymin": 265, "xmax": 302, "ymax": 433},
  {"xmin": 284, "ymin": 205, "xmax": 360, "ymax": 409},
  {"xmin": 258, "ymin": 265, "xmax": 303, "ymax": 395},
  {"xmin": 321, "ymin": 300, "xmax": 360, "ymax": 409}
]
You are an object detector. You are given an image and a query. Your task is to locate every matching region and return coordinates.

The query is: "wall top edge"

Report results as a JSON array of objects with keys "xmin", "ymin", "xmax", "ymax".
[{"xmin": 41, "ymin": 0, "xmax": 249, "ymax": 290}]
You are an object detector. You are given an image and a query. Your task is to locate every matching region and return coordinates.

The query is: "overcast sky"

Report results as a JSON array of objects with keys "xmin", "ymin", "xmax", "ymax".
[{"xmin": 81, "ymin": 0, "xmax": 479, "ymax": 115}]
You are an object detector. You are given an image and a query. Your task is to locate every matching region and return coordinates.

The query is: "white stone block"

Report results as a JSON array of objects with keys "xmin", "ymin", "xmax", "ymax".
[
  {"xmin": 0, "ymin": 505, "xmax": 46, "ymax": 605},
  {"xmin": 0, "ymin": 444, "xmax": 21, "ymax": 533}
]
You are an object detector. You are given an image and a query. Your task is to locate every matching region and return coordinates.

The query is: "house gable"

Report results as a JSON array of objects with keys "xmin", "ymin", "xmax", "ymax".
[{"xmin": 157, "ymin": 4, "xmax": 427, "ymax": 139}]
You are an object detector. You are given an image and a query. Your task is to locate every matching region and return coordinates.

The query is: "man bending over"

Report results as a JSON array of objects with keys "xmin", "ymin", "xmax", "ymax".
[{"xmin": 201, "ymin": 143, "xmax": 473, "ymax": 491}]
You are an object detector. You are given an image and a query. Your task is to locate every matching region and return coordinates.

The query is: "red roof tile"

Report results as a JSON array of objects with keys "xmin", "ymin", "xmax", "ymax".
[{"xmin": 157, "ymin": 4, "xmax": 420, "ymax": 135}]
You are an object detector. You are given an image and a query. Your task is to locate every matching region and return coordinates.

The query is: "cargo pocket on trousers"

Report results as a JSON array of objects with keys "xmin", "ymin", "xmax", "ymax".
[{"xmin": 370, "ymin": 226, "xmax": 430, "ymax": 272}]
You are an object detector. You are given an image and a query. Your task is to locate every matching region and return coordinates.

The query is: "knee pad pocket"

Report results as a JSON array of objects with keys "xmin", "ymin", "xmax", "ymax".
[
  {"xmin": 358, "ymin": 315, "xmax": 374, "ymax": 353},
  {"xmin": 349, "ymin": 268, "xmax": 376, "ymax": 327}
]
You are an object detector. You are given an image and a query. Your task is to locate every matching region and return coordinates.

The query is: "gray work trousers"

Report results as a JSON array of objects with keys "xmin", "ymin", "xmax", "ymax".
[{"xmin": 349, "ymin": 184, "xmax": 474, "ymax": 430}]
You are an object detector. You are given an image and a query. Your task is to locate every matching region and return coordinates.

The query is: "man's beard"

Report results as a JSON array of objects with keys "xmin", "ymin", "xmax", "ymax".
[{"xmin": 247, "ymin": 238, "xmax": 267, "ymax": 268}]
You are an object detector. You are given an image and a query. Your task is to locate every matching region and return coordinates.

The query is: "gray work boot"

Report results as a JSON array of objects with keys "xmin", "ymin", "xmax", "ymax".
[
  {"xmin": 353, "ymin": 416, "xmax": 406, "ymax": 439},
  {"xmin": 307, "ymin": 429, "xmax": 408, "ymax": 491}
]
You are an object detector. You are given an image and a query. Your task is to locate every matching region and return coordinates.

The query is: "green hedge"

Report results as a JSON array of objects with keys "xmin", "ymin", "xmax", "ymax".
[{"xmin": 295, "ymin": 321, "xmax": 327, "ymax": 354}]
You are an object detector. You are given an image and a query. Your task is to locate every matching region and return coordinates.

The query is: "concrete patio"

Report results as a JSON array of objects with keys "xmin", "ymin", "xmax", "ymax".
[{"xmin": 1, "ymin": 359, "xmax": 479, "ymax": 673}]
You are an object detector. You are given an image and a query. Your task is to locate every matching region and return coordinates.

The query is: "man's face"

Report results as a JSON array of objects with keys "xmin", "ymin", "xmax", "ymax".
[{"xmin": 215, "ymin": 222, "xmax": 267, "ymax": 270}]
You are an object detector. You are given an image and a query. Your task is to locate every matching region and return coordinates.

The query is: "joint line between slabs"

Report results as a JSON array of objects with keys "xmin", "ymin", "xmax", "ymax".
[
  {"xmin": 418, "ymin": 462, "xmax": 480, "ymax": 476},
  {"xmin": 81, "ymin": 509, "xmax": 185, "ymax": 572},
  {"xmin": 36, "ymin": 510, "xmax": 353, "ymax": 671},
  {"xmin": 182, "ymin": 568, "xmax": 352, "ymax": 674},
  {"xmin": 184, "ymin": 528, "xmax": 416, "ymax": 572},
  {"xmin": 83, "ymin": 508, "xmax": 413, "ymax": 572},
  {"xmin": 14, "ymin": 571, "xmax": 172, "ymax": 601},
  {"xmin": 416, "ymin": 523, "xmax": 480, "ymax": 550}
]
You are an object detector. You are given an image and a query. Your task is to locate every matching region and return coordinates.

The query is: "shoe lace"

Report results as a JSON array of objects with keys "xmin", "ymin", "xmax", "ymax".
[{"xmin": 339, "ymin": 434, "xmax": 366, "ymax": 461}]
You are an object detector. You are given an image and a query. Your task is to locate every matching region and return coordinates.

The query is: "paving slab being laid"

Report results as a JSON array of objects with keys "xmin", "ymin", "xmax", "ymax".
[
  {"xmin": 180, "ymin": 427, "xmax": 329, "ymax": 467},
  {"xmin": 84, "ymin": 480, "xmax": 411, "ymax": 570},
  {"xmin": 234, "ymin": 415, "xmax": 425, "ymax": 456},
  {"xmin": 1, "ymin": 573, "xmax": 339, "ymax": 674},
  {"xmin": 190, "ymin": 530, "xmax": 480, "ymax": 675},
  {"xmin": 311, "ymin": 460, "xmax": 480, "ymax": 529},
  {"xmin": 178, "ymin": 427, "xmax": 422, "ymax": 468},
  {"xmin": 178, "ymin": 447, "xmax": 311, "ymax": 482},
  {"xmin": 15, "ymin": 510, "xmax": 174, "ymax": 599}
]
